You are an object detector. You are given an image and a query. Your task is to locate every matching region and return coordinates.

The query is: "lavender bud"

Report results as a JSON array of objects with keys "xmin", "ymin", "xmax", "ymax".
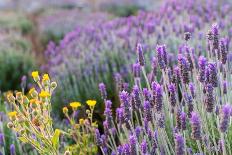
[
  {"xmin": 180, "ymin": 112, "xmax": 187, "ymax": 130},
  {"xmin": 129, "ymin": 135, "xmax": 137, "ymax": 154},
  {"xmin": 185, "ymin": 46, "xmax": 194, "ymax": 71},
  {"xmin": 0, "ymin": 133, "xmax": 4, "ymax": 146},
  {"xmin": 158, "ymin": 114, "xmax": 165, "ymax": 128},
  {"xmin": 95, "ymin": 129, "xmax": 102, "ymax": 146},
  {"xmin": 174, "ymin": 134, "xmax": 185, "ymax": 155},
  {"xmin": 220, "ymin": 38, "xmax": 228, "ymax": 64},
  {"xmin": 190, "ymin": 112, "xmax": 202, "ymax": 140},
  {"xmin": 212, "ymin": 23, "xmax": 219, "ymax": 51},
  {"xmin": 220, "ymin": 104, "xmax": 231, "ymax": 133},
  {"xmin": 105, "ymin": 100, "xmax": 112, "ymax": 109},
  {"xmin": 135, "ymin": 126, "xmax": 141, "ymax": 139},
  {"xmin": 189, "ymin": 83, "xmax": 196, "ymax": 98},
  {"xmin": 223, "ymin": 81, "xmax": 227, "ymax": 94},
  {"xmin": 137, "ymin": 43, "xmax": 145, "ymax": 66},
  {"xmin": 156, "ymin": 45, "xmax": 166, "ymax": 69},
  {"xmin": 155, "ymin": 84, "xmax": 163, "ymax": 112},
  {"xmin": 176, "ymin": 109, "xmax": 182, "ymax": 130},
  {"xmin": 120, "ymin": 91, "xmax": 131, "ymax": 125},
  {"xmin": 168, "ymin": 83, "xmax": 176, "ymax": 107},
  {"xmin": 144, "ymin": 101, "xmax": 152, "ymax": 122},
  {"xmin": 123, "ymin": 143, "xmax": 130, "ymax": 155},
  {"xmin": 117, "ymin": 145, "xmax": 123, "ymax": 155},
  {"xmin": 104, "ymin": 107, "xmax": 113, "ymax": 129},
  {"xmin": 204, "ymin": 84, "xmax": 215, "ymax": 113},
  {"xmin": 132, "ymin": 85, "xmax": 142, "ymax": 110},
  {"xmin": 116, "ymin": 108, "xmax": 124, "ymax": 125},
  {"xmin": 178, "ymin": 54, "xmax": 190, "ymax": 84},
  {"xmin": 143, "ymin": 88, "xmax": 151, "ymax": 101},
  {"xmin": 198, "ymin": 56, "xmax": 207, "ymax": 83},
  {"xmin": 152, "ymin": 57, "xmax": 158, "ymax": 76},
  {"xmin": 99, "ymin": 83, "xmax": 107, "ymax": 100},
  {"xmin": 206, "ymin": 63, "xmax": 218, "ymax": 87},
  {"xmin": 133, "ymin": 63, "xmax": 141, "ymax": 78},
  {"xmin": 173, "ymin": 66, "xmax": 181, "ymax": 84},
  {"xmin": 141, "ymin": 139, "xmax": 147, "ymax": 154},
  {"xmin": 10, "ymin": 144, "xmax": 15, "ymax": 155}
]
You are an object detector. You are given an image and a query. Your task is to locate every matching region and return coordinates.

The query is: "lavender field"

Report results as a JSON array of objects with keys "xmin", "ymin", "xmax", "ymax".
[{"xmin": 0, "ymin": 0, "xmax": 232, "ymax": 154}]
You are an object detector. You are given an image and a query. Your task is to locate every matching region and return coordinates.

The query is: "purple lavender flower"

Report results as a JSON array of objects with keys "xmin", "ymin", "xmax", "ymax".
[
  {"xmin": 120, "ymin": 91, "xmax": 131, "ymax": 125},
  {"xmin": 143, "ymin": 88, "xmax": 151, "ymax": 101},
  {"xmin": 104, "ymin": 107, "xmax": 113, "ymax": 129},
  {"xmin": 135, "ymin": 126, "xmax": 141, "ymax": 139},
  {"xmin": 156, "ymin": 45, "xmax": 166, "ymax": 69},
  {"xmin": 137, "ymin": 43, "xmax": 145, "ymax": 66},
  {"xmin": 133, "ymin": 63, "xmax": 141, "ymax": 78},
  {"xmin": 198, "ymin": 56, "xmax": 207, "ymax": 83},
  {"xmin": 175, "ymin": 134, "xmax": 185, "ymax": 155},
  {"xmin": 173, "ymin": 66, "xmax": 181, "ymax": 84},
  {"xmin": 206, "ymin": 63, "xmax": 218, "ymax": 87},
  {"xmin": 152, "ymin": 57, "xmax": 158, "ymax": 76},
  {"xmin": 116, "ymin": 108, "xmax": 124, "ymax": 125},
  {"xmin": 211, "ymin": 23, "xmax": 219, "ymax": 51},
  {"xmin": 176, "ymin": 109, "xmax": 182, "ymax": 130},
  {"xmin": 178, "ymin": 54, "xmax": 190, "ymax": 84},
  {"xmin": 180, "ymin": 112, "xmax": 187, "ymax": 130},
  {"xmin": 220, "ymin": 38, "xmax": 228, "ymax": 64},
  {"xmin": 10, "ymin": 144, "xmax": 15, "ymax": 155},
  {"xmin": 168, "ymin": 83, "xmax": 176, "ymax": 107},
  {"xmin": 132, "ymin": 85, "xmax": 142, "ymax": 110},
  {"xmin": 220, "ymin": 104, "xmax": 231, "ymax": 133},
  {"xmin": 99, "ymin": 83, "xmax": 107, "ymax": 100},
  {"xmin": 95, "ymin": 129, "xmax": 102, "ymax": 146},
  {"xmin": 158, "ymin": 114, "xmax": 165, "ymax": 128},
  {"xmin": 190, "ymin": 112, "xmax": 202, "ymax": 140},
  {"xmin": 129, "ymin": 135, "xmax": 137, "ymax": 154},
  {"xmin": 123, "ymin": 143, "xmax": 130, "ymax": 155},
  {"xmin": 141, "ymin": 139, "xmax": 147, "ymax": 155},
  {"xmin": 0, "ymin": 133, "xmax": 4, "ymax": 146},
  {"xmin": 223, "ymin": 81, "xmax": 227, "ymax": 94},
  {"xmin": 105, "ymin": 100, "xmax": 112, "ymax": 109},
  {"xmin": 185, "ymin": 46, "xmax": 194, "ymax": 71},
  {"xmin": 144, "ymin": 101, "xmax": 152, "ymax": 122},
  {"xmin": 204, "ymin": 84, "xmax": 215, "ymax": 113},
  {"xmin": 154, "ymin": 84, "xmax": 163, "ymax": 112},
  {"xmin": 189, "ymin": 82, "xmax": 196, "ymax": 98},
  {"xmin": 117, "ymin": 145, "xmax": 123, "ymax": 155}
]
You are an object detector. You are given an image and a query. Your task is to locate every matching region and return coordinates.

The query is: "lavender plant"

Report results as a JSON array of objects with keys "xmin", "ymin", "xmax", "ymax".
[
  {"xmin": 95, "ymin": 24, "xmax": 232, "ymax": 155},
  {"xmin": 44, "ymin": 0, "xmax": 232, "ymax": 117}
]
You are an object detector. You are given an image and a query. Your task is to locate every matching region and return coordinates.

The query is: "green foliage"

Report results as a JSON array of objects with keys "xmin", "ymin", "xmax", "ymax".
[{"xmin": 0, "ymin": 37, "xmax": 37, "ymax": 92}]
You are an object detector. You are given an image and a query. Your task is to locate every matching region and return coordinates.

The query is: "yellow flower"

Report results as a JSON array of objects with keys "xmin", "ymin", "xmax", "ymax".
[
  {"xmin": 31, "ymin": 71, "xmax": 39, "ymax": 78},
  {"xmin": 63, "ymin": 107, "xmax": 68, "ymax": 114},
  {"xmin": 30, "ymin": 99, "xmax": 40, "ymax": 104},
  {"xmin": 79, "ymin": 118, "xmax": 84, "ymax": 125},
  {"xmin": 8, "ymin": 111, "xmax": 17, "ymax": 118},
  {"xmin": 39, "ymin": 91, "xmax": 50, "ymax": 98},
  {"xmin": 86, "ymin": 100, "xmax": 96, "ymax": 107},
  {"xmin": 69, "ymin": 102, "xmax": 81, "ymax": 109},
  {"xmin": 29, "ymin": 88, "xmax": 35, "ymax": 94},
  {"xmin": 43, "ymin": 74, "xmax": 50, "ymax": 81}
]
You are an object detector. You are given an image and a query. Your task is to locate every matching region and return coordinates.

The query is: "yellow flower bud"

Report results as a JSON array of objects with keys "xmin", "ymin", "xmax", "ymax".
[
  {"xmin": 42, "ymin": 74, "xmax": 50, "ymax": 87},
  {"xmin": 7, "ymin": 93, "xmax": 15, "ymax": 103},
  {"xmin": 8, "ymin": 111, "xmax": 17, "ymax": 121},
  {"xmin": 39, "ymin": 91, "xmax": 50, "ymax": 100},
  {"xmin": 16, "ymin": 92, "xmax": 23, "ymax": 102},
  {"xmin": 29, "ymin": 88, "xmax": 38, "ymax": 98},
  {"xmin": 7, "ymin": 122, "xmax": 14, "ymax": 128},
  {"xmin": 51, "ymin": 81, "xmax": 57, "ymax": 90},
  {"xmin": 63, "ymin": 107, "xmax": 68, "ymax": 114},
  {"xmin": 23, "ymin": 95, "xmax": 29, "ymax": 105},
  {"xmin": 79, "ymin": 119, "xmax": 84, "ymax": 125},
  {"xmin": 31, "ymin": 71, "xmax": 40, "ymax": 82}
]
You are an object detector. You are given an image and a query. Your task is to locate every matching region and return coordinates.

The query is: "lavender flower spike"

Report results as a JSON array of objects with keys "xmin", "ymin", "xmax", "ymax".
[
  {"xmin": 137, "ymin": 43, "xmax": 145, "ymax": 66},
  {"xmin": 220, "ymin": 104, "xmax": 231, "ymax": 133},
  {"xmin": 129, "ymin": 135, "xmax": 137, "ymax": 155},
  {"xmin": 10, "ymin": 144, "xmax": 16, "ymax": 155},
  {"xmin": 178, "ymin": 54, "xmax": 190, "ymax": 84},
  {"xmin": 99, "ymin": 83, "xmax": 107, "ymax": 100},
  {"xmin": 133, "ymin": 63, "xmax": 141, "ymax": 78},
  {"xmin": 168, "ymin": 83, "xmax": 176, "ymax": 107},
  {"xmin": 95, "ymin": 129, "xmax": 102, "ymax": 146},
  {"xmin": 204, "ymin": 84, "xmax": 215, "ymax": 113},
  {"xmin": 198, "ymin": 56, "xmax": 207, "ymax": 83},
  {"xmin": 190, "ymin": 112, "xmax": 202, "ymax": 140},
  {"xmin": 141, "ymin": 139, "xmax": 147, "ymax": 155},
  {"xmin": 144, "ymin": 100, "xmax": 152, "ymax": 122},
  {"xmin": 156, "ymin": 45, "xmax": 166, "ymax": 69},
  {"xmin": 175, "ymin": 134, "xmax": 185, "ymax": 155},
  {"xmin": 155, "ymin": 84, "xmax": 163, "ymax": 112}
]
